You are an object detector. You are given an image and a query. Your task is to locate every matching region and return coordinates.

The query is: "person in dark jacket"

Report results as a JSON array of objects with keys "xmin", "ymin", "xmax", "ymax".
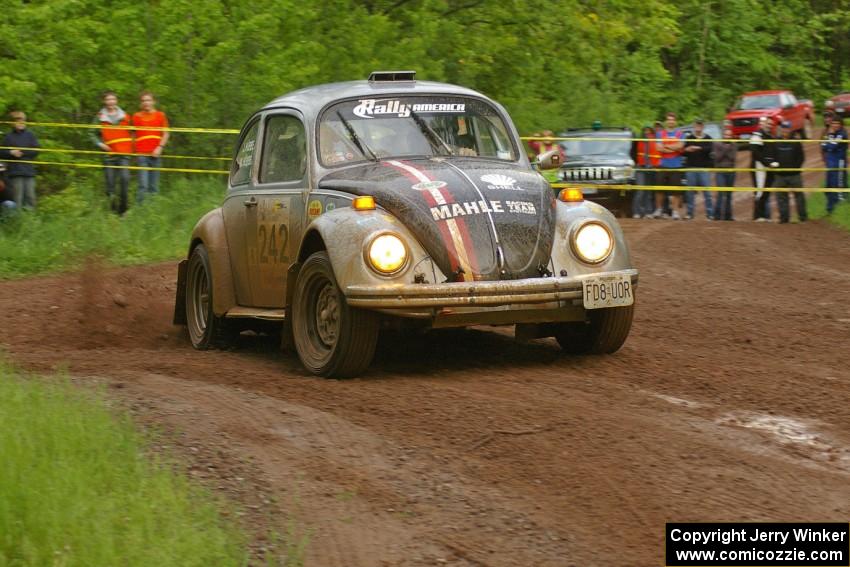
[
  {"xmin": 712, "ymin": 126, "xmax": 738, "ymax": 220},
  {"xmin": 768, "ymin": 120, "xmax": 807, "ymax": 223},
  {"xmin": 749, "ymin": 116, "xmax": 775, "ymax": 221},
  {"xmin": 683, "ymin": 119, "xmax": 714, "ymax": 219},
  {"xmin": 821, "ymin": 117, "xmax": 848, "ymax": 214},
  {"xmin": 0, "ymin": 111, "xmax": 40, "ymax": 209}
]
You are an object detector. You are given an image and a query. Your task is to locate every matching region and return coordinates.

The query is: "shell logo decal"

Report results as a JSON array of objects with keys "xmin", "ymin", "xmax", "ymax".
[{"xmin": 480, "ymin": 174, "xmax": 520, "ymax": 191}]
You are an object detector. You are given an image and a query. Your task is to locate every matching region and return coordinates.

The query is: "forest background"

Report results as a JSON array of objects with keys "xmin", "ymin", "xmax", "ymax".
[{"xmin": 2, "ymin": 0, "xmax": 849, "ymax": 194}]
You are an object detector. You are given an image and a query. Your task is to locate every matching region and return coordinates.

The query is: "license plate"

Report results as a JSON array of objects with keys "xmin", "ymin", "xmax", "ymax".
[{"xmin": 582, "ymin": 274, "xmax": 634, "ymax": 310}]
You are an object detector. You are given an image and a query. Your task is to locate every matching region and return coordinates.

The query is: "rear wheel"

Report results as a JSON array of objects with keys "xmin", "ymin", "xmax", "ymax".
[
  {"xmin": 292, "ymin": 251, "xmax": 379, "ymax": 378},
  {"xmin": 185, "ymin": 244, "xmax": 233, "ymax": 349},
  {"xmin": 555, "ymin": 302, "xmax": 635, "ymax": 354}
]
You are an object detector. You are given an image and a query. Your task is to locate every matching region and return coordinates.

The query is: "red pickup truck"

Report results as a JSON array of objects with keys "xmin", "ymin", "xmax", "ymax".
[{"xmin": 725, "ymin": 90, "xmax": 814, "ymax": 139}]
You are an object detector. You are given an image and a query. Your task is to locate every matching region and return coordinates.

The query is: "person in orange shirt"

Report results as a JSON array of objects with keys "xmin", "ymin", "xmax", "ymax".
[
  {"xmin": 132, "ymin": 91, "xmax": 170, "ymax": 203},
  {"xmin": 91, "ymin": 91, "xmax": 133, "ymax": 214}
]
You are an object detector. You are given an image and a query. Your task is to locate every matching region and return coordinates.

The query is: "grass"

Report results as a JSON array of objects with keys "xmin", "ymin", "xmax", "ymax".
[
  {"xmin": 808, "ymin": 191, "xmax": 850, "ymax": 230},
  {"xmin": 0, "ymin": 363, "xmax": 250, "ymax": 566},
  {"xmin": 0, "ymin": 176, "xmax": 224, "ymax": 279}
]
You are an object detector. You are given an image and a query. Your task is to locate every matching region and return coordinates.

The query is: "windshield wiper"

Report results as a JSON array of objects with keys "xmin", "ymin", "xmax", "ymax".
[
  {"xmin": 336, "ymin": 111, "xmax": 378, "ymax": 162},
  {"xmin": 409, "ymin": 109, "xmax": 454, "ymax": 156}
]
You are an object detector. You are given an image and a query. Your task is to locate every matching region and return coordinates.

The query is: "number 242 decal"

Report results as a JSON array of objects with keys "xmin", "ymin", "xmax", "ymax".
[{"xmin": 258, "ymin": 223, "xmax": 289, "ymax": 264}]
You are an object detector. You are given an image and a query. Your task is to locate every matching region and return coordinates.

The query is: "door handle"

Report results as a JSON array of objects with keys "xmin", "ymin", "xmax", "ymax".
[{"xmin": 244, "ymin": 196, "xmax": 258, "ymax": 207}]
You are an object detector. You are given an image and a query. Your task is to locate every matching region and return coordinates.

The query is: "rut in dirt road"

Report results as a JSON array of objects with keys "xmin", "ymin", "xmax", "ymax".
[{"xmin": 3, "ymin": 216, "xmax": 850, "ymax": 566}]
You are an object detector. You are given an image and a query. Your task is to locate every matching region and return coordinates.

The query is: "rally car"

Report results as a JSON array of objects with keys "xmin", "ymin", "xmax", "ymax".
[{"xmin": 174, "ymin": 71, "xmax": 638, "ymax": 377}]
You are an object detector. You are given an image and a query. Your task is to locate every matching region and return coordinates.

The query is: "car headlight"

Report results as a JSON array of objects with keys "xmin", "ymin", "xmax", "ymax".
[
  {"xmin": 571, "ymin": 221, "xmax": 613, "ymax": 264},
  {"xmin": 366, "ymin": 233, "xmax": 408, "ymax": 275}
]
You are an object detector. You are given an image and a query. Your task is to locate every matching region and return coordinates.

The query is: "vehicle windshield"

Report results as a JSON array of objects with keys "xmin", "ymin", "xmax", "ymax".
[
  {"xmin": 559, "ymin": 133, "xmax": 631, "ymax": 157},
  {"xmin": 319, "ymin": 96, "xmax": 517, "ymax": 166},
  {"xmin": 737, "ymin": 95, "xmax": 781, "ymax": 110}
]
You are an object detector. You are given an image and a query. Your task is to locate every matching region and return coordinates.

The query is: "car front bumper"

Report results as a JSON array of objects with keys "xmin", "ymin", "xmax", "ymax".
[{"xmin": 344, "ymin": 269, "xmax": 639, "ymax": 309}]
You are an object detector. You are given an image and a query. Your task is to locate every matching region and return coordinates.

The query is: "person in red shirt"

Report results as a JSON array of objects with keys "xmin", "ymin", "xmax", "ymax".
[{"xmin": 132, "ymin": 91, "xmax": 170, "ymax": 203}]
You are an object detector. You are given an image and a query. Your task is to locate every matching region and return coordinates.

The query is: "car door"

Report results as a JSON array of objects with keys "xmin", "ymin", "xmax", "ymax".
[
  {"xmin": 222, "ymin": 117, "xmax": 262, "ymax": 306},
  {"xmin": 247, "ymin": 111, "xmax": 309, "ymax": 308}
]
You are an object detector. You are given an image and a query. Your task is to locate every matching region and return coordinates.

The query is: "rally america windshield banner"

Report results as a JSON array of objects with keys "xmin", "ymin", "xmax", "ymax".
[{"xmin": 331, "ymin": 96, "xmax": 497, "ymax": 121}]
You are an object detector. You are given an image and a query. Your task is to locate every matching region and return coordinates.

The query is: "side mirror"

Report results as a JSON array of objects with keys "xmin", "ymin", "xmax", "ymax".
[
  {"xmin": 535, "ymin": 149, "xmax": 562, "ymax": 170},
  {"xmin": 783, "ymin": 103, "xmax": 794, "ymax": 109}
]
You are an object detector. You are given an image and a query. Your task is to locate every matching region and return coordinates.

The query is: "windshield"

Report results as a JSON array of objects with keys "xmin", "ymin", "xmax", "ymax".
[
  {"xmin": 559, "ymin": 133, "xmax": 631, "ymax": 157},
  {"xmin": 319, "ymin": 96, "xmax": 517, "ymax": 166},
  {"xmin": 737, "ymin": 95, "xmax": 780, "ymax": 110}
]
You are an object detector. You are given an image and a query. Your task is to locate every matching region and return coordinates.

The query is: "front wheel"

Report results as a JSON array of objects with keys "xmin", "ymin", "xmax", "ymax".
[
  {"xmin": 292, "ymin": 251, "xmax": 379, "ymax": 378},
  {"xmin": 555, "ymin": 302, "xmax": 635, "ymax": 354}
]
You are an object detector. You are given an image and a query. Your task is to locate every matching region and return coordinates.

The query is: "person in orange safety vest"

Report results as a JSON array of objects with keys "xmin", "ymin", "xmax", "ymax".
[
  {"xmin": 132, "ymin": 91, "xmax": 170, "ymax": 204},
  {"xmin": 632, "ymin": 124, "xmax": 661, "ymax": 217},
  {"xmin": 91, "ymin": 91, "xmax": 132, "ymax": 214}
]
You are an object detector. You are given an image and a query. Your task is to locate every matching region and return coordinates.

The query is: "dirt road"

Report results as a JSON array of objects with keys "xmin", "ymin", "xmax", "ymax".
[{"xmin": 3, "ymin": 211, "xmax": 849, "ymax": 565}]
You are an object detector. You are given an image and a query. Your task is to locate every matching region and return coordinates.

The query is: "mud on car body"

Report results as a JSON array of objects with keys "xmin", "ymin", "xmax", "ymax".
[{"xmin": 174, "ymin": 71, "xmax": 639, "ymax": 377}]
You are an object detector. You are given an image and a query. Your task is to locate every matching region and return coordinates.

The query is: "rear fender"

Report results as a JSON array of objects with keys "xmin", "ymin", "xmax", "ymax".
[
  {"xmin": 188, "ymin": 208, "xmax": 237, "ymax": 316},
  {"xmin": 295, "ymin": 208, "xmax": 442, "ymax": 295}
]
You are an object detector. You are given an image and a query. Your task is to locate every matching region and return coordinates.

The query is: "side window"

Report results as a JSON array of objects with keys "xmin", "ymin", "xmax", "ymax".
[
  {"xmin": 230, "ymin": 121, "xmax": 260, "ymax": 186},
  {"xmin": 260, "ymin": 115, "xmax": 307, "ymax": 184}
]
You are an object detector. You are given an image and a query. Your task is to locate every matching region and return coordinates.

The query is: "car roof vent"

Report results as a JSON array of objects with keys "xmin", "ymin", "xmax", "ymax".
[{"xmin": 368, "ymin": 70, "xmax": 416, "ymax": 83}]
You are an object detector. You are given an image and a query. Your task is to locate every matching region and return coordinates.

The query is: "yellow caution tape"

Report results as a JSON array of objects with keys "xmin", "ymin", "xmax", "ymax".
[
  {"xmin": 7, "ymin": 159, "xmax": 228, "ymax": 175},
  {"xmin": 0, "ymin": 120, "xmax": 240, "ymax": 135},
  {"xmin": 0, "ymin": 145, "xmax": 230, "ymax": 161},
  {"xmin": 551, "ymin": 183, "xmax": 848, "ymax": 193}
]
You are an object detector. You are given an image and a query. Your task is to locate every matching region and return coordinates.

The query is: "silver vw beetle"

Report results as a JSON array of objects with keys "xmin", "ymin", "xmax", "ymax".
[{"xmin": 174, "ymin": 71, "xmax": 638, "ymax": 377}]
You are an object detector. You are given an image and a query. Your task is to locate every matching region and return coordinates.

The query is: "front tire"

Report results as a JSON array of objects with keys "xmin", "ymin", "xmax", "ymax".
[
  {"xmin": 186, "ymin": 244, "xmax": 233, "ymax": 350},
  {"xmin": 292, "ymin": 252, "xmax": 379, "ymax": 378},
  {"xmin": 555, "ymin": 303, "xmax": 635, "ymax": 354}
]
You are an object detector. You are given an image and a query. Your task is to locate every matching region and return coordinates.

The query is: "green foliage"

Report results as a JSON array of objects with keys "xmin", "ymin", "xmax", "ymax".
[
  {"xmin": 2, "ymin": 0, "xmax": 850, "ymax": 192},
  {"xmin": 0, "ymin": 176, "xmax": 224, "ymax": 278},
  {"xmin": 0, "ymin": 364, "xmax": 248, "ymax": 566}
]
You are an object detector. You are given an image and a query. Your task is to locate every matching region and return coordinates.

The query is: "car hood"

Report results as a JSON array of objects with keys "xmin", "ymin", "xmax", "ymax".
[
  {"xmin": 726, "ymin": 109, "xmax": 779, "ymax": 119},
  {"xmin": 318, "ymin": 158, "xmax": 556, "ymax": 282},
  {"xmin": 562, "ymin": 156, "xmax": 632, "ymax": 168}
]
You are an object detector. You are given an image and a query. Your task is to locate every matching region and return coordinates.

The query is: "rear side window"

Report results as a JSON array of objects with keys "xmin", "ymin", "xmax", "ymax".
[
  {"xmin": 230, "ymin": 121, "xmax": 260, "ymax": 186},
  {"xmin": 260, "ymin": 115, "xmax": 307, "ymax": 184}
]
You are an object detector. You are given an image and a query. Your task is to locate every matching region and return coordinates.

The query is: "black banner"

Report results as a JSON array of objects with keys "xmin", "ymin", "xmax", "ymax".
[{"xmin": 666, "ymin": 523, "xmax": 849, "ymax": 566}]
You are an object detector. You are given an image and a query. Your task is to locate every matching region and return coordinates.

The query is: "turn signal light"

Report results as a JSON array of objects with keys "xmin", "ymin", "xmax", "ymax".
[
  {"xmin": 558, "ymin": 188, "xmax": 584, "ymax": 203},
  {"xmin": 353, "ymin": 196, "xmax": 376, "ymax": 211}
]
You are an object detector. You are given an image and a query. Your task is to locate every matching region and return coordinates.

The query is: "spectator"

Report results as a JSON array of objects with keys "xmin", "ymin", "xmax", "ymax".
[
  {"xmin": 768, "ymin": 120, "xmax": 807, "ymax": 224},
  {"xmin": 683, "ymin": 118, "xmax": 714, "ymax": 219},
  {"xmin": 749, "ymin": 116, "xmax": 775, "ymax": 221},
  {"xmin": 0, "ymin": 163, "xmax": 16, "ymax": 214},
  {"xmin": 824, "ymin": 100, "xmax": 837, "ymax": 127},
  {"xmin": 713, "ymin": 126, "xmax": 738, "ymax": 220},
  {"xmin": 821, "ymin": 117, "xmax": 848, "ymax": 214},
  {"xmin": 632, "ymin": 124, "xmax": 659, "ymax": 218},
  {"xmin": 91, "ymin": 91, "xmax": 133, "ymax": 215},
  {"xmin": 132, "ymin": 91, "xmax": 170, "ymax": 204},
  {"xmin": 0, "ymin": 111, "xmax": 40, "ymax": 210},
  {"xmin": 651, "ymin": 112, "xmax": 685, "ymax": 220}
]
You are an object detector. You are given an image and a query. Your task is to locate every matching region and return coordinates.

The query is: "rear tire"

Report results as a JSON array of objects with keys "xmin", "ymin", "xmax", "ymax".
[
  {"xmin": 555, "ymin": 302, "xmax": 635, "ymax": 354},
  {"xmin": 292, "ymin": 251, "xmax": 379, "ymax": 378},
  {"xmin": 185, "ymin": 244, "xmax": 234, "ymax": 350}
]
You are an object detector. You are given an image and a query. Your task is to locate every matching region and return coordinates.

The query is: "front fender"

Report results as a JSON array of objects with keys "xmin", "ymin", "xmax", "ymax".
[
  {"xmin": 550, "ymin": 200, "xmax": 634, "ymax": 277},
  {"xmin": 189, "ymin": 208, "xmax": 237, "ymax": 316},
  {"xmin": 298, "ymin": 208, "xmax": 445, "ymax": 293}
]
